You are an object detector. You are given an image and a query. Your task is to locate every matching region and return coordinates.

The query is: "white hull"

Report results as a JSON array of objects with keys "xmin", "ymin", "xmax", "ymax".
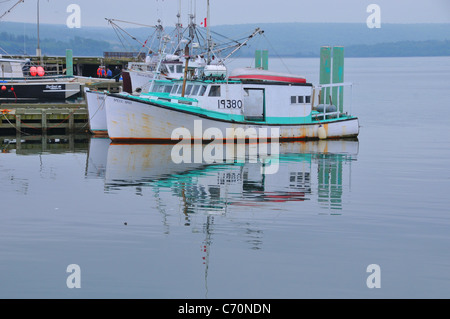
[
  {"xmin": 86, "ymin": 90, "xmax": 108, "ymax": 136},
  {"xmin": 105, "ymin": 94, "xmax": 359, "ymax": 142},
  {"xmin": 128, "ymin": 69, "xmax": 155, "ymax": 93}
]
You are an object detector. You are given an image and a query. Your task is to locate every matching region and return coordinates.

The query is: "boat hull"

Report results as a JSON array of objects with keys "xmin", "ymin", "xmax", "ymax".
[
  {"xmin": 86, "ymin": 90, "xmax": 108, "ymax": 136},
  {"xmin": 0, "ymin": 81, "xmax": 81, "ymax": 103},
  {"xmin": 105, "ymin": 94, "xmax": 359, "ymax": 143}
]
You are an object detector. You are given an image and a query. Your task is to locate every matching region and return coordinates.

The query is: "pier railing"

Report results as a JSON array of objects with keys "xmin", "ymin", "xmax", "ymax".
[{"xmin": 312, "ymin": 82, "xmax": 353, "ymax": 121}]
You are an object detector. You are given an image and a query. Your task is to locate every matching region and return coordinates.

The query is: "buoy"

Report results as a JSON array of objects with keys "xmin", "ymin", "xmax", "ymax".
[
  {"xmin": 37, "ymin": 66, "xmax": 45, "ymax": 77},
  {"xmin": 30, "ymin": 66, "xmax": 37, "ymax": 76},
  {"xmin": 318, "ymin": 125, "xmax": 327, "ymax": 140},
  {"xmin": 1, "ymin": 85, "xmax": 6, "ymax": 91}
]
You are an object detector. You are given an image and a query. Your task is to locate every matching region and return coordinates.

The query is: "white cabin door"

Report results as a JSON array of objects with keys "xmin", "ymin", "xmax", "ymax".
[{"xmin": 243, "ymin": 88, "xmax": 265, "ymax": 121}]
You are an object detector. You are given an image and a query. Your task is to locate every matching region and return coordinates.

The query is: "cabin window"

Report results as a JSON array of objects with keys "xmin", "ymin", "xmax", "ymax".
[
  {"xmin": 177, "ymin": 85, "xmax": 183, "ymax": 94},
  {"xmin": 169, "ymin": 65, "xmax": 175, "ymax": 73},
  {"xmin": 191, "ymin": 85, "xmax": 200, "ymax": 96},
  {"xmin": 291, "ymin": 96, "xmax": 311, "ymax": 104},
  {"xmin": 199, "ymin": 85, "xmax": 208, "ymax": 96},
  {"xmin": 208, "ymin": 85, "xmax": 221, "ymax": 97},
  {"xmin": 185, "ymin": 84, "xmax": 193, "ymax": 95},
  {"xmin": 176, "ymin": 65, "xmax": 183, "ymax": 73},
  {"xmin": 171, "ymin": 85, "xmax": 179, "ymax": 94},
  {"xmin": 164, "ymin": 85, "xmax": 173, "ymax": 93}
]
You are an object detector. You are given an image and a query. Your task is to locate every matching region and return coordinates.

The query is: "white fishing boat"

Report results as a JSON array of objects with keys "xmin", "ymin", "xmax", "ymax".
[
  {"xmin": 102, "ymin": 0, "xmax": 359, "ymax": 142},
  {"xmin": 104, "ymin": 72, "xmax": 358, "ymax": 143}
]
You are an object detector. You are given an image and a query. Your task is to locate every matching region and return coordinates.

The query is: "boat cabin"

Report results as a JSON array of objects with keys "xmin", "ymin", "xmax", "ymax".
[{"xmin": 141, "ymin": 74, "xmax": 314, "ymax": 124}]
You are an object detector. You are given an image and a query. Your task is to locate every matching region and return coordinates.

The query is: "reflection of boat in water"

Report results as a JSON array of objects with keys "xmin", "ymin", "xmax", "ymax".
[
  {"xmin": 84, "ymin": 137, "xmax": 358, "ymax": 297},
  {"xmin": 86, "ymin": 138, "xmax": 358, "ymax": 212}
]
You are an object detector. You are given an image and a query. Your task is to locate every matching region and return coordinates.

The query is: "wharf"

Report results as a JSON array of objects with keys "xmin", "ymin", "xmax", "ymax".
[
  {"xmin": 0, "ymin": 102, "xmax": 89, "ymax": 135},
  {"xmin": 0, "ymin": 81, "xmax": 122, "ymax": 136}
]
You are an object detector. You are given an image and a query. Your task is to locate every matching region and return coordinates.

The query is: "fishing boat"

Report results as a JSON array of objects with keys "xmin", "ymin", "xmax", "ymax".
[
  {"xmin": 101, "ymin": 0, "xmax": 359, "ymax": 142},
  {"xmin": 104, "ymin": 68, "xmax": 358, "ymax": 143},
  {"xmin": 0, "ymin": 57, "xmax": 82, "ymax": 103}
]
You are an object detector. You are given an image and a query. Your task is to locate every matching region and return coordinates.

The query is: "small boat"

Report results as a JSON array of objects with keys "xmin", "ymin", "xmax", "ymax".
[
  {"xmin": 0, "ymin": 57, "xmax": 82, "ymax": 103},
  {"xmin": 229, "ymin": 68, "xmax": 307, "ymax": 84}
]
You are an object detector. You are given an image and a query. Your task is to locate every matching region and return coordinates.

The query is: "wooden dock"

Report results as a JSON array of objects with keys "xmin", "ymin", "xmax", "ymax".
[
  {"xmin": 0, "ymin": 102, "xmax": 89, "ymax": 135},
  {"xmin": 0, "ymin": 81, "xmax": 123, "ymax": 136}
]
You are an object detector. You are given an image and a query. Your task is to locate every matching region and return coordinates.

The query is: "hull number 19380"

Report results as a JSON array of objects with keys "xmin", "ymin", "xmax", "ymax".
[{"xmin": 218, "ymin": 99, "xmax": 243, "ymax": 109}]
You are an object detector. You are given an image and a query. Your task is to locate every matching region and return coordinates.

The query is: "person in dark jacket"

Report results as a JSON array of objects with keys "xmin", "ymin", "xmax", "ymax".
[{"xmin": 113, "ymin": 66, "xmax": 122, "ymax": 82}]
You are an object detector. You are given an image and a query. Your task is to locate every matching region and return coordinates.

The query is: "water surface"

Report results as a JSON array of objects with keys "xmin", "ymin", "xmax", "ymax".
[{"xmin": 0, "ymin": 56, "xmax": 449, "ymax": 299}]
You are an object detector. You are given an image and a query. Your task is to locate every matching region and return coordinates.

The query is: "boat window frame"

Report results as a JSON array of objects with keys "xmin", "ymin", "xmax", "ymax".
[
  {"xmin": 199, "ymin": 85, "xmax": 208, "ymax": 96},
  {"xmin": 191, "ymin": 85, "xmax": 200, "ymax": 96},
  {"xmin": 208, "ymin": 85, "xmax": 221, "ymax": 97}
]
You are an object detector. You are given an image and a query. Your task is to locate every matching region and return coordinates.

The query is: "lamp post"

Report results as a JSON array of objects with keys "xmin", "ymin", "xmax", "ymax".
[{"xmin": 36, "ymin": 0, "xmax": 42, "ymax": 63}]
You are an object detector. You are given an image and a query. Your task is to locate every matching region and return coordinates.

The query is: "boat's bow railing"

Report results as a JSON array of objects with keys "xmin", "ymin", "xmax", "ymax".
[{"xmin": 312, "ymin": 82, "xmax": 354, "ymax": 121}]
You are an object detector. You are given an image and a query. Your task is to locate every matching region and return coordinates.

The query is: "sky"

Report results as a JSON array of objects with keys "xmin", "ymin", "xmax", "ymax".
[{"xmin": 0, "ymin": 0, "xmax": 450, "ymax": 28}]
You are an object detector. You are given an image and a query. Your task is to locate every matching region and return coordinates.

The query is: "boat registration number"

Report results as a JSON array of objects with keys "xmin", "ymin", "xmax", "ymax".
[{"xmin": 218, "ymin": 99, "xmax": 243, "ymax": 109}]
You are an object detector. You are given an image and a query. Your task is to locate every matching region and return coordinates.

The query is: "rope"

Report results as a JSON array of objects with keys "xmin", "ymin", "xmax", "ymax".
[{"xmin": 262, "ymin": 33, "xmax": 292, "ymax": 74}]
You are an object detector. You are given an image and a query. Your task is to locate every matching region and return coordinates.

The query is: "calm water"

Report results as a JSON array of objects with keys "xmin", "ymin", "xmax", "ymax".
[{"xmin": 0, "ymin": 56, "xmax": 449, "ymax": 299}]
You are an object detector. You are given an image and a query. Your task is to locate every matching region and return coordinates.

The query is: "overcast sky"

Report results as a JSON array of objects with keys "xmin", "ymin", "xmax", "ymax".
[{"xmin": 1, "ymin": 0, "xmax": 450, "ymax": 27}]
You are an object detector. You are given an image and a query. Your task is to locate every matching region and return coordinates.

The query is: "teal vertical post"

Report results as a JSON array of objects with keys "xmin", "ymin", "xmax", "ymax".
[
  {"xmin": 262, "ymin": 49, "xmax": 269, "ymax": 70},
  {"xmin": 66, "ymin": 49, "xmax": 73, "ymax": 77},
  {"xmin": 332, "ymin": 46, "xmax": 344, "ymax": 112},
  {"xmin": 319, "ymin": 46, "xmax": 331, "ymax": 104},
  {"xmin": 255, "ymin": 50, "xmax": 262, "ymax": 69}
]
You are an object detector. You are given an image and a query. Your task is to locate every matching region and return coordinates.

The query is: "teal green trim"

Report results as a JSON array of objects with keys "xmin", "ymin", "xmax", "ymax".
[
  {"xmin": 139, "ymin": 92, "xmax": 198, "ymax": 103},
  {"xmin": 319, "ymin": 47, "xmax": 331, "ymax": 104},
  {"xmin": 66, "ymin": 49, "xmax": 73, "ymax": 77},
  {"xmin": 255, "ymin": 50, "xmax": 262, "ymax": 68},
  {"xmin": 262, "ymin": 50, "xmax": 269, "ymax": 70},
  {"xmin": 332, "ymin": 47, "xmax": 344, "ymax": 113}
]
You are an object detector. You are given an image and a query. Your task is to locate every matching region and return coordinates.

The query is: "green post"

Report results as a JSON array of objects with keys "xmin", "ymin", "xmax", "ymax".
[
  {"xmin": 66, "ymin": 49, "xmax": 73, "ymax": 77},
  {"xmin": 255, "ymin": 50, "xmax": 262, "ymax": 69},
  {"xmin": 332, "ymin": 46, "xmax": 344, "ymax": 112},
  {"xmin": 319, "ymin": 46, "xmax": 331, "ymax": 104},
  {"xmin": 262, "ymin": 49, "xmax": 269, "ymax": 70}
]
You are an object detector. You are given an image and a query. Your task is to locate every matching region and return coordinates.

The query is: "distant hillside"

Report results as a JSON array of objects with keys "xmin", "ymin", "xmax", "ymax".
[{"xmin": 0, "ymin": 21, "xmax": 449, "ymax": 57}]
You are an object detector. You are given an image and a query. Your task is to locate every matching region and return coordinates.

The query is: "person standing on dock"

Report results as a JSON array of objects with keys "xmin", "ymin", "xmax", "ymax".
[
  {"xmin": 107, "ymin": 68, "xmax": 112, "ymax": 79},
  {"xmin": 97, "ymin": 66, "xmax": 102, "ymax": 78},
  {"xmin": 113, "ymin": 66, "xmax": 121, "ymax": 82}
]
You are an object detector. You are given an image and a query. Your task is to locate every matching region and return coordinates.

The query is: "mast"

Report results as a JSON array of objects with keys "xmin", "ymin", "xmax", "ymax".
[
  {"xmin": 206, "ymin": 0, "xmax": 212, "ymax": 64},
  {"xmin": 36, "ymin": 0, "xmax": 42, "ymax": 62}
]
